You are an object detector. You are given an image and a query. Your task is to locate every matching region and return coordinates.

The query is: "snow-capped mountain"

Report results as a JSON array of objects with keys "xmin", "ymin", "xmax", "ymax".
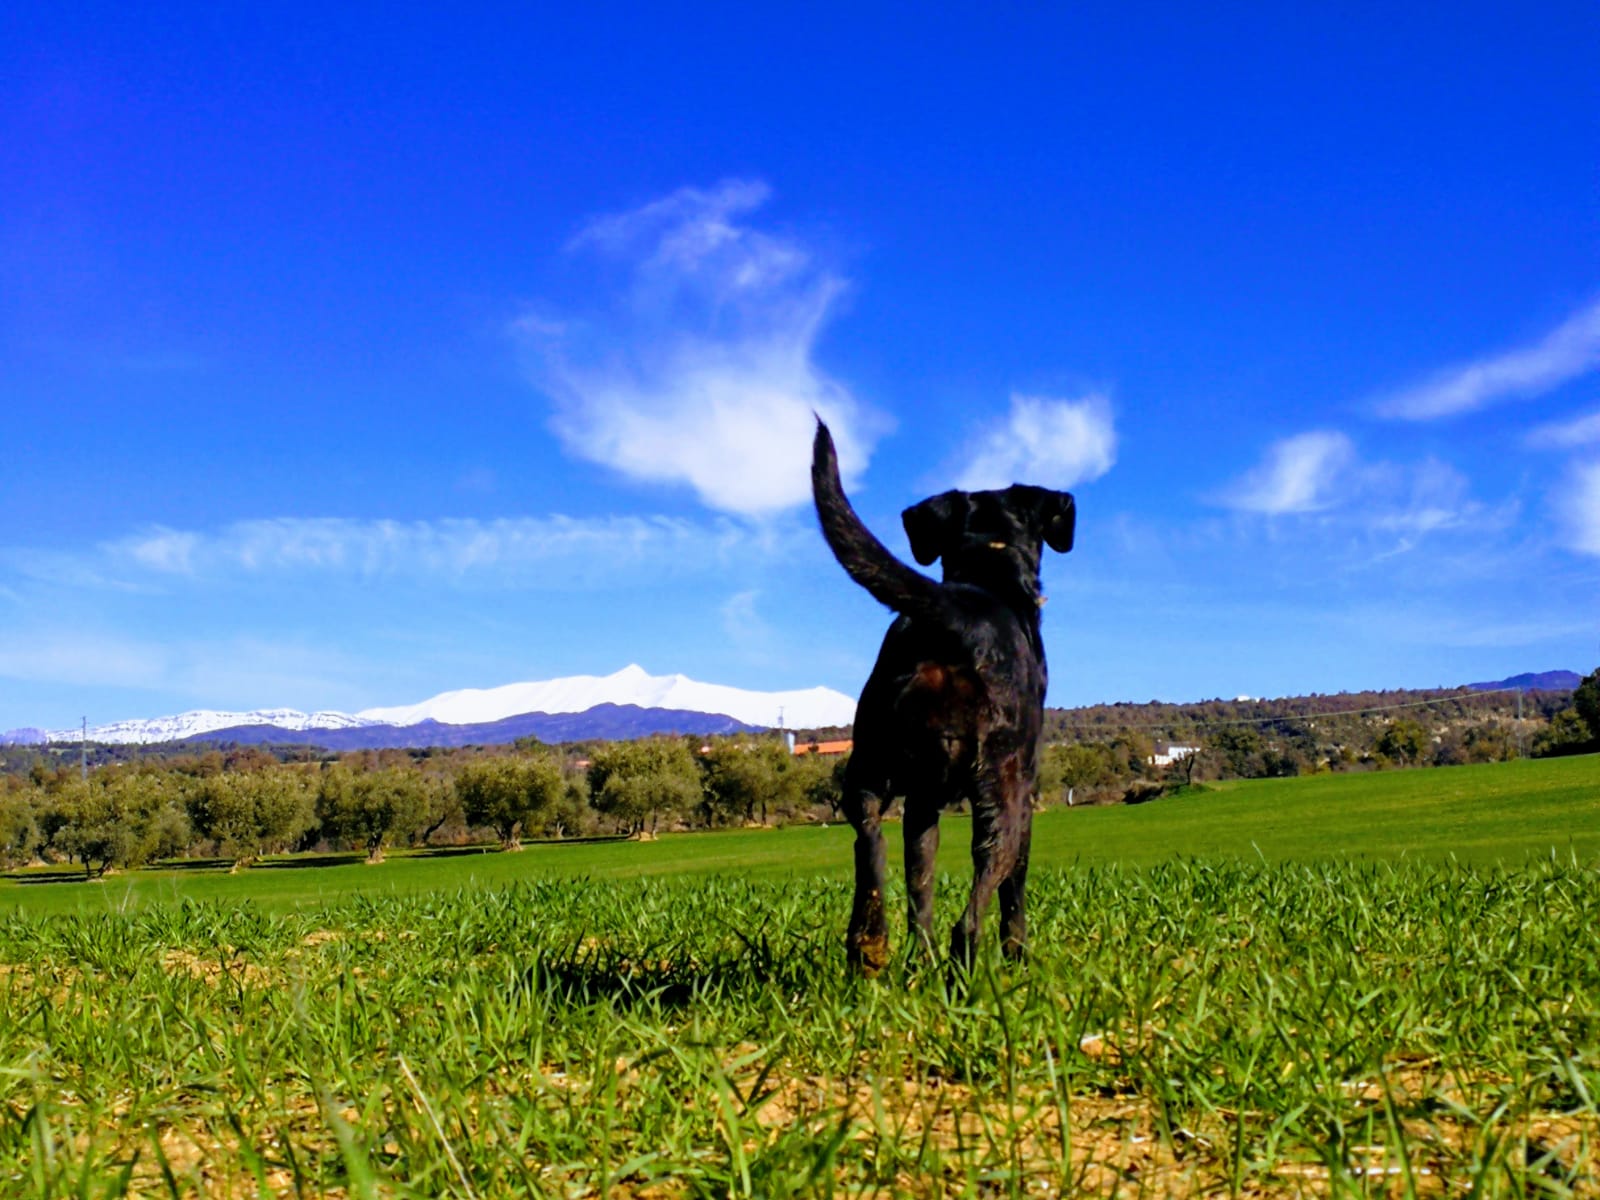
[
  {"xmin": 45, "ymin": 708, "xmax": 380, "ymax": 745},
  {"xmin": 358, "ymin": 664, "xmax": 851, "ymax": 730},
  {"xmin": 39, "ymin": 666, "xmax": 857, "ymax": 746}
]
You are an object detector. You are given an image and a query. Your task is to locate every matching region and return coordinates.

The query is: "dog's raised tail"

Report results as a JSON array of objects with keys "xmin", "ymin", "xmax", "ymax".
[{"xmin": 812, "ymin": 419, "xmax": 947, "ymax": 624}]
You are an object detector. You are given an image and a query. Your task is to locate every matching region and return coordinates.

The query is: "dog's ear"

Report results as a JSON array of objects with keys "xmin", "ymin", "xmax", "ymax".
[
  {"xmin": 1035, "ymin": 490, "xmax": 1076, "ymax": 553},
  {"xmin": 903, "ymin": 490, "xmax": 969, "ymax": 566}
]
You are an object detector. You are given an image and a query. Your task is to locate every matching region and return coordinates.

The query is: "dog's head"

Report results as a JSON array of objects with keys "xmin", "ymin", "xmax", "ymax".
[{"xmin": 902, "ymin": 485, "xmax": 1075, "ymax": 608}]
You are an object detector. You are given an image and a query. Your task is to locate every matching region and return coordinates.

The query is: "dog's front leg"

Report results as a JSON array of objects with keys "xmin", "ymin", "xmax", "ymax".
[
  {"xmin": 844, "ymin": 786, "xmax": 891, "ymax": 975},
  {"xmin": 903, "ymin": 800, "xmax": 941, "ymax": 958}
]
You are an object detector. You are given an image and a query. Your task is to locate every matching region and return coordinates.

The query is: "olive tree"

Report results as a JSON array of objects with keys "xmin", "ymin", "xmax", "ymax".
[
  {"xmin": 700, "ymin": 738, "xmax": 807, "ymax": 826},
  {"xmin": 548, "ymin": 771, "xmax": 594, "ymax": 839},
  {"xmin": 1039, "ymin": 742, "xmax": 1119, "ymax": 804},
  {"xmin": 588, "ymin": 738, "xmax": 702, "ymax": 836},
  {"xmin": 415, "ymin": 766, "xmax": 465, "ymax": 845},
  {"xmin": 0, "ymin": 786, "xmax": 41, "ymax": 869},
  {"xmin": 186, "ymin": 767, "xmax": 315, "ymax": 870},
  {"xmin": 455, "ymin": 751, "xmax": 565, "ymax": 850},
  {"xmin": 1377, "ymin": 718, "xmax": 1430, "ymax": 767},
  {"xmin": 46, "ymin": 781, "xmax": 130, "ymax": 879},
  {"xmin": 44, "ymin": 771, "xmax": 188, "ymax": 879},
  {"xmin": 1572, "ymin": 668, "xmax": 1600, "ymax": 747},
  {"xmin": 794, "ymin": 752, "xmax": 847, "ymax": 818},
  {"xmin": 1535, "ymin": 708, "xmax": 1595, "ymax": 757},
  {"xmin": 317, "ymin": 762, "xmax": 431, "ymax": 863}
]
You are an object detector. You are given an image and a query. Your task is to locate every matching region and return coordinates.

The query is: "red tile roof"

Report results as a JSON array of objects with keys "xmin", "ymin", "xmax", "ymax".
[{"xmin": 791, "ymin": 739, "xmax": 852, "ymax": 756}]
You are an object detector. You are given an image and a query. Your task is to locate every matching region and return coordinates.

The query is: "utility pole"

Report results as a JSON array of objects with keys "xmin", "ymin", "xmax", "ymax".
[
  {"xmin": 80, "ymin": 717, "xmax": 88, "ymax": 784},
  {"xmin": 1516, "ymin": 688, "xmax": 1524, "ymax": 759}
]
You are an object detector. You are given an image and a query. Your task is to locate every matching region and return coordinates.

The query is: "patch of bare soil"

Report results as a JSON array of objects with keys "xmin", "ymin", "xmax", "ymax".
[
  {"xmin": 26, "ymin": 1047, "xmax": 1596, "ymax": 1197},
  {"xmin": 47, "ymin": 1091, "xmax": 352, "ymax": 1199},
  {"xmin": 161, "ymin": 947, "xmax": 272, "ymax": 988},
  {"xmin": 719, "ymin": 1051, "xmax": 1598, "ymax": 1198}
]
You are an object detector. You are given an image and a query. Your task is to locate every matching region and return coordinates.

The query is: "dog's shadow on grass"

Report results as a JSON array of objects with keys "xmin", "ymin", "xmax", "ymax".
[
  {"xmin": 521, "ymin": 939, "xmax": 821, "ymax": 1008},
  {"xmin": 518, "ymin": 939, "xmax": 971, "ymax": 1009}
]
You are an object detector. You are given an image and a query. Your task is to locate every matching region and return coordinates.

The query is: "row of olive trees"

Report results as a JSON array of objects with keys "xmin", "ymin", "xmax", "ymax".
[
  {"xmin": 584, "ymin": 737, "xmax": 842, "ymax": 835},
  {"xmin": 0, "ymin": 735, "xmax": 847, "ymax": 876}
]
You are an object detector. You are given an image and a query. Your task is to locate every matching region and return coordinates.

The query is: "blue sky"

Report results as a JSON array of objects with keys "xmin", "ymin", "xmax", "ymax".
[{"xmin": 3, "ymin": 2, "xmax": 1598, "ymax": 731}]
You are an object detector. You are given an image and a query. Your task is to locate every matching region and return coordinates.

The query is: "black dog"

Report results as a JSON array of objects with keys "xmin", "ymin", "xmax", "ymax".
[{"xmin": 811, "ymin": 419, "xmax": 1075, "ymax": 973}]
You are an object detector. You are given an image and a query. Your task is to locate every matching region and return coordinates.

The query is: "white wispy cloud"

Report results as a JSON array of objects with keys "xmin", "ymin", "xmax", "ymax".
[
  {"xmin": 1376, "ymin": 297, "xmax": 1600, "ymax": 420},
  {"xmin": 125, "ymin": 529, "xmax": 202, "ymax": 573},
  {"xmin": 955, "ymin": 393, "xmax": 1117, "ymax": 492},
  {"xmin": 1559, "ymin": 460, "xmax": 1600, "ymax": 556},
  {"xmin": 1216, "ymin": 430, "xmax": 1356, "ymax": 514},
  {"xmin": 1366, "ymin": 458, "xmax": 1477, "ymax": 534},
  {"xmin": 1526, "ymin": 407, "xmax": 1600, "ymax": 450},
  {"xmin": 519, "ymin": 179, "xmax": 885, "ymax": 516},
  {"xmin": 1212, "ymin": 433, "xmax": 1512, "ymax": 566},
  {"xmin": 0, "ymin": 515, "xmax": 771, "ymax": 594},
  {"xmin": 720, "ymin": 588, "xmax": 780, "ymax": 664},
  {"xmin": 1359, "ymin": 458, "xmax": 1522, "ymax": 563},
  {"xmin": 99, "ymin": 515, "xmax": 752, "ymax": 582},
  {"xmin": 1209, "ymin": 432, "xmax": 1523, "ymax": 588}
]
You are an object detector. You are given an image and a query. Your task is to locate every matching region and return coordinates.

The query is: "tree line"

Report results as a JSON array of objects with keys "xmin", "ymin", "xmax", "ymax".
[
  {"xmin": 1035, "ymin": 669, "xmax": 1600, "ymax": 804},
  {"xmin": 4, "ymin": 671, "xmax": 1596, "ymax": 874},
  {"xmin": 0, "ymin": 736, "xmax": 847, "ymax": 878}
]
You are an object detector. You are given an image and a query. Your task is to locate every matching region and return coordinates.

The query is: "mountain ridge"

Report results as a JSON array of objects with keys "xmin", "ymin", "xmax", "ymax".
[
  {"xmin": 13, "ymin": 665, "xmax": 856, "ymax": 747},
  {"xmin": 5, "ymin": 667, "xmax": 1582, "ymax": 750},
  {"xmin": 170, "ymin": 703, "xmax": 762, "ymax": 751},
  {"xmin": 1466, "ymin": 670, "xmax": 1582, "ymax": 692}
]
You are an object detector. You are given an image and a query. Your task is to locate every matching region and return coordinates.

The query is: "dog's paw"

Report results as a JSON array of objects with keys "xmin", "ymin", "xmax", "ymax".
[{"xmin": 848, "ymin": 935, "xmax": 891, "ymax": 976}]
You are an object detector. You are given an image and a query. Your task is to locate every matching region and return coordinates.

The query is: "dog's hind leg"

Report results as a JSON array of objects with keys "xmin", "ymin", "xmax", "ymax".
[
  {"xmin": 997, "ymin": 802, "xmax": 1032, "ymax": 961},
  {"xmin": 949, "ymin": 759, "xmax": 1027, "ymax": 971},
  {"xmin": 843, "ymin": 779, "xmax": 891, "ymax": 975},
  {"xmin": 902, "ymin": 800, "xmax": 941, "ymax": 957}
]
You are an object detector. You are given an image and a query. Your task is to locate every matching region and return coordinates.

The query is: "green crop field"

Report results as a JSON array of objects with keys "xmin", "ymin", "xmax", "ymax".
[
  {"xmin": 2, "ymin": 756, "xmax": 1597, "ymax": 1195},
  {"xmin": 5, "ymin": 754, "xmax": 1599, "ymax": 916}
]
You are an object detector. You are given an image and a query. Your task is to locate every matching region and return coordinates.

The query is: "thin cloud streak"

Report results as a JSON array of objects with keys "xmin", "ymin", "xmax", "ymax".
[
  {"xmin": 111, "ymin": 515, "xmax": 752, "ymax": 579},
  {"xmin": 1216, "ymin": 430, "xmax": 1355, "ymax": 514},
  {"xmin": 956, "ymin": 393, "xmax": 1117, "ymax": 492},
  {"xmin": 1526, "ymin": 407, "xmax": 1600, "ymax": 450},
  {"xmin": 1376, "ymin": 297, "xmax": 1600, "ymax": 420},
  {"xmin": 1208, "ymin": 436, "xmax": 1509, "ymax": 571},
  {"xmin": 1561, "ymin": 460, "xmax": 1600, "ymax": 557},
  {"xmin": 0, "ymin": 515, "xmax": 766, "ymax": 591},
  {"xmin": 522, "ymin": 179, "xmax": 886, "ymax": 516}
]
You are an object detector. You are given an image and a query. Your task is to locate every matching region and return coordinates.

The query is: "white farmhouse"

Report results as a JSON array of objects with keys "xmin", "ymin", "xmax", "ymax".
[{"xmin": 1148, "ymin": 742, "xmax": 1201, "ymax": 767}]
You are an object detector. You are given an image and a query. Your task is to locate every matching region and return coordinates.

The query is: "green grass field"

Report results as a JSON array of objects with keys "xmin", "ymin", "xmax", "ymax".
[
  {"xmin": 5, "ymin": 753, "xmax": 1598, "ymax": 915},
  {"xmin": 2, "ymin": 756, "xmax": 1597, "ymax": 1196}
]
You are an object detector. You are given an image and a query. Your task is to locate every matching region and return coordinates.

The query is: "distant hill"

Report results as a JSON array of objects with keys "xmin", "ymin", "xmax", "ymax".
[
  {"xmin": 26, "ymin": 664, "xmax": 855, "ymax": 746},
  {"xmin": 174, "ymin": 703, "xmax": 759, "ymax": 750},
  {"xmin": 1467, "ymin": 670, "xmax": 1581, "ymax": 692}
]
